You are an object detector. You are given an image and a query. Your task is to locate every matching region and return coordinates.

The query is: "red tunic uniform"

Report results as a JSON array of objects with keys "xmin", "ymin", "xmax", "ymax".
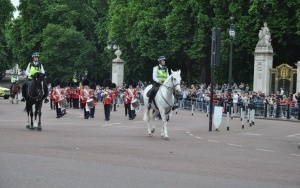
[
  {"xmin": 102, "ymin": 89, "xmax": 112, "ymax": 105},
  {"xmin": 80, "ymin": 87, "xmax": 90, "ymax": 104}
]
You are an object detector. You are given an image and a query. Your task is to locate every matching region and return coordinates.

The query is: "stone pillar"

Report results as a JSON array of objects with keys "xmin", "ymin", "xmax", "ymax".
[
  {"xmin": 111, "ymin": 47, "xmax": 125, "ymax": 87},
  {"xmin": 253, "ymin": 22, "xmax": 274, "ymax": 95},
  {"xmin": 295, "ymin": 61, "xmax": 300, "ymax": 92}
]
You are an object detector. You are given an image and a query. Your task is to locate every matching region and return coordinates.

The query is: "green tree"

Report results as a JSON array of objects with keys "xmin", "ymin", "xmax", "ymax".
[
  {"xmin": 41, "ymin": 24, "xmax": 96, "ymax": 81},
  {"xmin": 0, "ymin": 0, "xmax": 14, "ymax": 74}
]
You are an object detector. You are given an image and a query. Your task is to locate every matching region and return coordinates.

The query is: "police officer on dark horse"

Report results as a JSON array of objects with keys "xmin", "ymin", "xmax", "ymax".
[
  {"xmin": 21, "ymin": 52, "xmax": 48, "ymax": 131},
  {"xmin": 21, "ymin": 52, "xmax": 48, "ymax": 103},
  {"xmin": 10, "ymin": 74, "xmax": 20, "ymax": 103}
]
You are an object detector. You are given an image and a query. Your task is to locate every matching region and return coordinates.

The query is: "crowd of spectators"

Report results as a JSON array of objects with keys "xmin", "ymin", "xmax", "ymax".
[{"xmin": 93, "ymin": 80, "xmax": 299, "ymax": 119}]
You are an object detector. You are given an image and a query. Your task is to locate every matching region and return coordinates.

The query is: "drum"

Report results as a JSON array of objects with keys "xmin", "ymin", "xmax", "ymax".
[
  {"xmin": 131, "ymin": 99, "xmax": 140, "ymax": 108},
  {"xmin": 58, "ymin": 98, "xmax": 69, "ymax": 109},
  {"xmin": 87, "ymin": 98, "xmax": 95, "ymax": 108}
]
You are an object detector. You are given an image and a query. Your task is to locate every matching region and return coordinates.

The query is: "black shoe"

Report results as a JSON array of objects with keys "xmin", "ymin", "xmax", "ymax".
[
  {"xmin": 84, "ymin": 117, "xmax": 88, "ymax": 119},
  {"xmin": 125, "ymin": 114, "xmax": 127, "ymax": 116},
  {"xmin": 21, "ymin": 98, "xmax": 25, "ymax": 102},
  {"xmin": 56, "ymin": 116, "xmax": 60, "ymax": 118}
]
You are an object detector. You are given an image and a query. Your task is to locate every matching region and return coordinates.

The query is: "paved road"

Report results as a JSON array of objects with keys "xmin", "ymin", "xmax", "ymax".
[{"xmin": 0, "ymin": 97, "xmax": 299, "ymax": 188}]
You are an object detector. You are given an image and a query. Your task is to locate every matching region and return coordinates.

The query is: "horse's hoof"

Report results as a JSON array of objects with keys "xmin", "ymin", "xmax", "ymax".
[
  {"xmin": 164, "ymin": 137, "xmax": 170, "ymax": 141},
  {"xmin": 148, "ymin": 133, "xmax": 153, "ymax": 137},
  {"xmin": 30, "ymin": 126, "xmax": 36, "ymax": 130},
  {"xmin": 151, "ymin": 128, "xmax": 155, "ymax": 133},
  {"xmin": 26, "ymin": 125, "xmax": 30, "ymax": 129},
  {"xmin": 37, "ymin": 127, "xmax": 42, "ymax": 131}
]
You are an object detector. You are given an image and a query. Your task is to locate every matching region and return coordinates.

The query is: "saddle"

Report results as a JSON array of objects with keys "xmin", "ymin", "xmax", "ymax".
[{"xmin": 146, "ymin": 85, "xmax": 159, "ymax": 98}]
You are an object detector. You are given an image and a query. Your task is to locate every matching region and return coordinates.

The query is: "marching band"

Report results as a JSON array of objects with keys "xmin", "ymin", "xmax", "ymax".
[{"xmin": 46, "ymin": 76, "xmax": 142, "ymax": 121}]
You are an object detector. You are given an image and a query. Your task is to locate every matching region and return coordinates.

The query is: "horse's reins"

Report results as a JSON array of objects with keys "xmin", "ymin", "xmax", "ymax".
[
  {"xmin": 28, "ymin": 77, "xmax": 43, "ymax": 100},
  {"xmin": 158, "ymin": 76, "xmax": 180, "ymax": 114}
]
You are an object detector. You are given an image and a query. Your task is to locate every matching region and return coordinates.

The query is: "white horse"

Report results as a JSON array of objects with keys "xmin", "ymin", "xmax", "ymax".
[{"xmin": 143, "ymin": 70, "xmax": 181, "ymax": 140}]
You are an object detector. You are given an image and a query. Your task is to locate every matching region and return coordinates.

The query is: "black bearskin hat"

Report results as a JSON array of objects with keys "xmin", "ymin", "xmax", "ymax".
[
  {"xmin": 132, "ymin": 81, "xmax": 137, "ymax": 88},
  {"xmin": 90, "ymin": 83, "xmax": 96, "ymax": 90},
  {"xmin": 111, "ymin": 83, "xmax": 117, "ymax": 89},
  {"xmin": 81, "ymin": 79, "xmax": 90, "ymax": 87},
  {"xmin": 61, "ymin": 80, "xmax": 67, "ymax": 88},
  {"xmin": 54, "ymin": 78, "xmax": 62, "ymax": 87},
  {"xmin": 103, "ymin": 79, "xmax": 112, "ymax": 88},
  {"xmin": 128, "ymin": 78, "xmax": 134, "ymax": 86},
  {"xmin": 51, "ymin": 82, "xmax": 55, "ymax": 88}
]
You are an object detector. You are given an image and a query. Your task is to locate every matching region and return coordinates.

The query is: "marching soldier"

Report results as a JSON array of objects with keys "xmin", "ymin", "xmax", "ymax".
[
  {"xmin": 80, "ymin": 79, "xmax": 90, "ymax": 119},
  {"xmin": 52, "ymin": 78, "xmax": 63, "ymax": 118},
  {"xmin": 111, "ymin": 83, "xmax": 117, "ymax": 111},
  {"xmin": 101, "ymin": 79, "xmax": 112, "ymax": 121},
  {"xmin": 49, "ymin": 82, "xmax": 56, "ymax": 110},
  {"xmin": 126, "ymin": 79, "xmax": 138, "ymax": 120},
  {"xmin": 89, "ymin": 83, "xmax": 97, "ymax": 118},
  {"xmin": 122, "ymin": 87, "xmax": 130, "ymax": 116}
]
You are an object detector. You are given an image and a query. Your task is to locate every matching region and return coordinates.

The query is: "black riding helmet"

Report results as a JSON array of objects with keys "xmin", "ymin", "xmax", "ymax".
[
  {"xmin": 32, "ymin": 52, "xmax": 39, "ymax": 57},
  {"xmin": 157, "ymin": 56, "xmax": 166, "ymax": 62}
]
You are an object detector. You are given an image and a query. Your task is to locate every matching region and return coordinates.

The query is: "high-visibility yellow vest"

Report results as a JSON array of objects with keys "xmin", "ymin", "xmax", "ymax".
[
  {"xmin": 12, "ymin": 77, "xmax": 18, "ymax": 83},
  {"xmin": 28, "ymin": 63, "xmax": 41, "ymax": 79},
  {"xmin": 155, "ymin": 66, "xmax": 168, "ymax": 82}
]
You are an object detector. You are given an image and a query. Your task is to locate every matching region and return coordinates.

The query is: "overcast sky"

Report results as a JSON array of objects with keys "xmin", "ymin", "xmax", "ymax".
[{"xmin": 11, "ymin": 0, "xmax": 20, "ymax": 18}]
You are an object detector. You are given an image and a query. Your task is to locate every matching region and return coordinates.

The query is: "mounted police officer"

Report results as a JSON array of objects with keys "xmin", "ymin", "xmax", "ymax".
[
  {"xmin": 11, "ymin": 74, "xmax": 19, "ymax": 84},
  {"xmin": 10, "ymin": 74, "xmax": 19, "ymax": 90},
  {"xmin": 21, "ymin": 52, "xmax": 48, "ymax": 102},
  {"xmin": 148, "ymin": 56, "xmax": 169, "ymax": 109}
]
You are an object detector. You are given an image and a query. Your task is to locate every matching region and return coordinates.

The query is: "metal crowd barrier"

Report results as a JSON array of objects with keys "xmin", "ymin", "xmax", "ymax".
[{"xmin": 174, "ymin": 99, "xmax": 300, "ymax": 121}]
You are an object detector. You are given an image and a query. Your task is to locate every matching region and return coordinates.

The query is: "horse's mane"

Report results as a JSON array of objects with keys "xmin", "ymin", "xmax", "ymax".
[
  {"xmin": 163, "ymin": 70, "xmax": 180, "ymax": 84},
  {"xmin": 28, "ymin": 73, "xmax": 45, "ymax": 99}
]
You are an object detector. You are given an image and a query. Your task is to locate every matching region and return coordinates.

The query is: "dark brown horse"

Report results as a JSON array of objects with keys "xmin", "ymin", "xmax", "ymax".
[
  {"xmin": 10, "ymin": 83, "xmax": 20, "ymax": 104},
  {"xmin": 23, "ymin": 72, "xmax": 48, "ymax": 131}
]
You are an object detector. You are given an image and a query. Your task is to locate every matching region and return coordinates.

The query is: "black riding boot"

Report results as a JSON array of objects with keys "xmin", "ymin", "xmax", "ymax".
[{"xmin": 148, "ymin": 89, "xmax": 155, "ymax": 110}]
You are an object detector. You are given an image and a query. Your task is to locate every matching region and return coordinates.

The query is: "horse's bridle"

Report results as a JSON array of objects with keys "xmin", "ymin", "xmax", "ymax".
[
  {"xmin": 28, "ymin": 77, "xmax": 43, "ymax": 100},
  {"xmin": 159, "ymin": 75, "xmax": 180, "ymax": 114},
  {"xmin": 161, "ymin": 76, "xmax": 180, "ymax": 91}
]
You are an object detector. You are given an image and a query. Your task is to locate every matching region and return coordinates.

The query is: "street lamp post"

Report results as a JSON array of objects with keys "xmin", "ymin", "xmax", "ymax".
[
  {"xmin": 107, "ymin": 41, "xmax": 118, "ymax": 80},
  {"xmin": 228, "ymin": 17, "xmax": 235, "ymax": 94}
]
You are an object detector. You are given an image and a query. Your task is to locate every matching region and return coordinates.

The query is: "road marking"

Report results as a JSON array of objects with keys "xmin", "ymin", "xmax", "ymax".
[
  {"xmin": 239, "ymin": 132, "xmax": 261, "ymax": 136},
  {"xmin": 102, "ymin": 123, "xmax": 122, "ymax": 127},
  {"xmin": 256, "ymin": 149, "xmax": 275, "ymax": 152},
  {"xmin": 286, "ymin": 133, "xmax": 300, "ymax": 138},
  {"xmin": 208, "ymin": 140, "xmax": 219, "ymax": 143},
  {"xmin": 227, "ymin": 143, "xmax": 243, "ymax": 147},
  {"xmin": 133, "ymin": 121, "xmax": 145, "ymax": 124},
  {"xmin": 195, "ymin": 136, "xmax": 202, "ymax": 139},
  {"xmin": 188, "ymin": 134, "xmax": 194, "ymax": 136},
  {"xmin": 291, "ymin": 154, "xmax": 300, "ymax": 157}
]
